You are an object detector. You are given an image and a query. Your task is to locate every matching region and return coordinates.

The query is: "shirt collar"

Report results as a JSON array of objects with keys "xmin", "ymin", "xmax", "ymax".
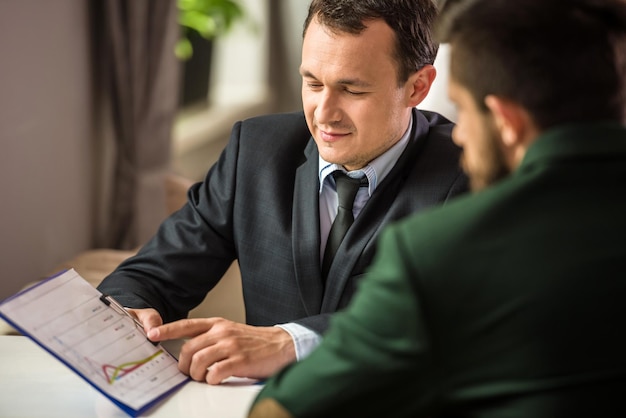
[{"xmin": 318, "ymin": 114, "xmax": 413, "ymax": 195}]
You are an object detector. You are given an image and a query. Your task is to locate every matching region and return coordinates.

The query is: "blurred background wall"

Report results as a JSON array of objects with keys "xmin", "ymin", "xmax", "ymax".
[{"xmin": 0, "ymin": 0, "xmax": 94, "ymax": 299}]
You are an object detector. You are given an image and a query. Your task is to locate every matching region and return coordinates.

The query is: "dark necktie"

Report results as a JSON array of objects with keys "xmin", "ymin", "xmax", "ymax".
[{"xmin": 322, "ymin": 171, "xmax": 367, "ymax": 280}]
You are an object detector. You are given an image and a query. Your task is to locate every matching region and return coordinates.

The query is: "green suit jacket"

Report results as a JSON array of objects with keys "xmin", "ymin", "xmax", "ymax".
[{"xmin": 251, "ymin": 123, "xmax": 626, "ymax": 417}]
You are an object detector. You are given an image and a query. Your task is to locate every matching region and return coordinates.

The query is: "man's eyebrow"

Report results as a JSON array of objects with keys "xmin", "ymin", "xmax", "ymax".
[
  {"xmin": 299, "ymin": 68, "xmax": 373, "ymax": 88},
  {"xmin": 336, "ymin": 78, "xmax": 372, "ymax": 88},
  {"xmin": 299, "ymin": 68, "xmax": 317, "ymax": 79}
]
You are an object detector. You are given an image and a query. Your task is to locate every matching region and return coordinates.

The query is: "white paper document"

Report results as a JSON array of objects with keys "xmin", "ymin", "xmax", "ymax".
[{"xmin": 0, "ymin": 269, "xmax": 189, "ymax": 417}]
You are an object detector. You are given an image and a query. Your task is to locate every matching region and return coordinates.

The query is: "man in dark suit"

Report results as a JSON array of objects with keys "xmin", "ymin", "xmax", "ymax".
[
  {"xmin": 97, "ymin": 0, "xmax": 467, "ymax": 384},
  {"xmin": 248, "ymin": 0, "xmax": 626, "ymax": 416}
]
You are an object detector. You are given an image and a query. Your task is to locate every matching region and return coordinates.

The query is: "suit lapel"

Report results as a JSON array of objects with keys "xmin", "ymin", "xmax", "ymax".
[
  {"xmin": 320, "ymin": 109, "xmax": 431, "ymax": 312},
  {"xmin": 292, "ymin": 138, "xmax": 325, "ymax": 316}
]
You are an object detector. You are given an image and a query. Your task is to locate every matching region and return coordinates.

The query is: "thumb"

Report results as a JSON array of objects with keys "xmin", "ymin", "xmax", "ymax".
[{"xmin": 128, "ymin": 308, "xmax": 163, "ymax": 333}]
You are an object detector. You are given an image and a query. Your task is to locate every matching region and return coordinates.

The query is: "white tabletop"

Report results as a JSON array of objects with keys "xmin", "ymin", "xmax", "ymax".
[{"xmin": 0, "ymin": 336, "xmax": 262, "ymax": 418}]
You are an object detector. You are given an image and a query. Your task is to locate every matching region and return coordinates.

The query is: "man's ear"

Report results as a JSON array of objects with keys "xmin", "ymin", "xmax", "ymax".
[
  {"xmin": 407, "ymin": 65, "xmax": 436, "ymax": 107},
  {"xmin": 485, "ymin": 94, "xmax": 538, "ymax": 169},
  {"xmin": 484, "ymin": 95, "xmax": 530, "ymax": 147}
]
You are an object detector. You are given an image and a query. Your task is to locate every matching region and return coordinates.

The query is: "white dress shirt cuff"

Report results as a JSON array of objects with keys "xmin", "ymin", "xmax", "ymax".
[{"xmin": 275, "ymin": 323, "xmax": 322, "ymax": 361}]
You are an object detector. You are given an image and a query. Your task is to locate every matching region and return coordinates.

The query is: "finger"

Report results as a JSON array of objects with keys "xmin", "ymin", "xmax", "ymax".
[
  {"xmin": 204, "ymin": 354, "xmax": 264, "ymax": 385},
  {"xmin": 176, "ymin": 331, "xmax": 222, "ymax": 376},
  {"xmin": 127, "ymin": 308, "xmax": 162, "ymax": 332},
  {"xmin": 206, "ymin": 361, "xmax": 227, "ymax": 385},
  {"xmin": 147, "ymin": 317, "xmax": 222, "ymax": 341},
  {"xmin": 205, "ymin": 358, "xmax": 239, "ymax": 385},
  {"xmin": 183, "ymin": 344, "xmax": 228, "ymax": 382}
]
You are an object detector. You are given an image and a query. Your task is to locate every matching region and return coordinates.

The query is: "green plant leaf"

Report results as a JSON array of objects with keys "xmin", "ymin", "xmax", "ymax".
[
  {"xmin": 176, "ymin": 0, "xmax": 247, "ymax": 59},
  {"xmin": 175, "ymin": 37, "xmax": 193, "ymax": 60}
]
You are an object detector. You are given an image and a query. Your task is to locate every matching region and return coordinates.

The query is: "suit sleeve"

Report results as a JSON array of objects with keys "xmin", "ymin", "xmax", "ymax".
[
  {"xmin": 97, "ymin": 123, "xmax": 244, "ymax": 323},
  {"xmin": 251, "ymin": 224, "xmax": 438, "ymax": 418}
]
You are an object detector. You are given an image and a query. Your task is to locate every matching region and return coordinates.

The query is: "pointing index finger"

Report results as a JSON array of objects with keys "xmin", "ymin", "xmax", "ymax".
[{"xmin": 147, "ymin": 317, "xmax": 219, "ymax": 341}]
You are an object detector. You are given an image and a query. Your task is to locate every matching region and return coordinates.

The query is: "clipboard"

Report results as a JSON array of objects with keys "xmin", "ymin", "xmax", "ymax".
[{"xmin": 0, "ymin": 269, "xmax": 189, "ymax": 417}]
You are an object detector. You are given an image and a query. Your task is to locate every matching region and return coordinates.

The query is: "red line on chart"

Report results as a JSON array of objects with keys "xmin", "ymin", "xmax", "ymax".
[{"xmin": 102, "ymin": 350, "xmax": 164, "ymax": 384}]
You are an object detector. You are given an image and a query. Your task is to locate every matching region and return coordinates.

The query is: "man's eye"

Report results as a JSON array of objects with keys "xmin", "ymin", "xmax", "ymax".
[{"xmin": 345, "ymin": 89, "xmax": 366, "ymax": 96}]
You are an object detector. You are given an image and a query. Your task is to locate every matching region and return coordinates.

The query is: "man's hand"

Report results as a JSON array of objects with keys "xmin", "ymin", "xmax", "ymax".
[
  {"xmin": 126, "ymin": 307, "xmax": 163, "ymax": 332},
  {"xmin": 146, "ymin": 318, "xmax": 296, "ymax": 384}
]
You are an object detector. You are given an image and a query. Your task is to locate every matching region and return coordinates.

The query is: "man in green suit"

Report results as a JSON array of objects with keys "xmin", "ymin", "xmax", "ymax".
[{"xmin": 247, "ymin": 0, "xmax": 626, "ymax": 416}]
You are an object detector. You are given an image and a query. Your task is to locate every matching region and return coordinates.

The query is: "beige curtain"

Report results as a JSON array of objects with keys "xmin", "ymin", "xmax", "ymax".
[{"xmin": 91, "ymin": 0, "xmax": 181, "ymax": 249}]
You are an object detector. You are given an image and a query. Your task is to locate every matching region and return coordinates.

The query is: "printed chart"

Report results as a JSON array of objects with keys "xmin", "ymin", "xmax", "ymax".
[{"xmin": 0, "ymin": 269, "xmax": 189, "ymax": 415}]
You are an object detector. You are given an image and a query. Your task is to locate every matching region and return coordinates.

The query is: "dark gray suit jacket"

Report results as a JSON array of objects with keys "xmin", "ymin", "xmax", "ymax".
[{"xmin": 97, "ymin": 109, "xmax": 468, "ymax": 334}]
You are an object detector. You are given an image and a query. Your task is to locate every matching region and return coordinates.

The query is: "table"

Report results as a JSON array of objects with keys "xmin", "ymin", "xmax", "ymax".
[{"xmin": 0, "ymin": 336, "xmax": 262, "ymax": 418}]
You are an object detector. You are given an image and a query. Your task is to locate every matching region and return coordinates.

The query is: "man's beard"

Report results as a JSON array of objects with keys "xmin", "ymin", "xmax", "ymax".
[{"xmin": 462, "ymin": 127, "xmax": 511, "ymax": 192}]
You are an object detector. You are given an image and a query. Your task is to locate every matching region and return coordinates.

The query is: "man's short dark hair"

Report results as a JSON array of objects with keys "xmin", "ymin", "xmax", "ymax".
[
  {"xmin": 303, "ymin": 0, "xmax": 439, "ymax": 85},
  {"xmin": 437, "ymin": 0, "xmax": 626, "ymax": 128}
]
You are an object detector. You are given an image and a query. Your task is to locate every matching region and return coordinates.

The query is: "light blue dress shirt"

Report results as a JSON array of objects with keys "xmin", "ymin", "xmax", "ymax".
[{"xmin": 277, "ymin": 115, "xmax": 413, "ymax": 360}]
